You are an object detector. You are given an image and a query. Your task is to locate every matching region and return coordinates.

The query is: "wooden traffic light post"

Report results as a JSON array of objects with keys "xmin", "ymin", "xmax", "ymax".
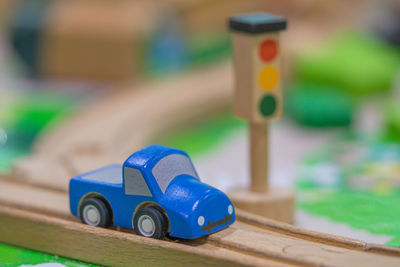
[
  {"xmin": 249, "ymin": 122, "xmax": 269, "ymax": 193},
  {"xmin": 228, "ymin": 13, "xmax": 294, "ymax": 223}
]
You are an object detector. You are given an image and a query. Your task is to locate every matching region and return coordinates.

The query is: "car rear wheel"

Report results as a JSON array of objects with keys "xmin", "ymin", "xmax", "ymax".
[
  {"xmin": 134, "ymin": 207, "xmax": 167, "ymax": 239},
  {"xmin": 80, "ymin": 198, "xmax": 112, "ymax": 228}
]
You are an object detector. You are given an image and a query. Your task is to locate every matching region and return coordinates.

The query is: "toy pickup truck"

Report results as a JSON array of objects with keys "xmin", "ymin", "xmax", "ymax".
[{"xmin": 69, "ymin": 145, "xmax": 235, "ymax": 239}]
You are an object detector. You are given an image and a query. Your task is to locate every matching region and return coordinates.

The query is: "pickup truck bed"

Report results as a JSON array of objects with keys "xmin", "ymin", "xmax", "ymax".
[
  {"xmin": 79, "ymin": 164, "xmax": 122, "ymax": 185},
  {"xmin": 69, "ymin": 164, "xmax": 125, "ymax": 221}
]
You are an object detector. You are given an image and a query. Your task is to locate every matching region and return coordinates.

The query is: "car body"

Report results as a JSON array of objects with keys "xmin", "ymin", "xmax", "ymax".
[{"xmin": 69, "ymin": 144, "xmax": 235, "ymax": 239}]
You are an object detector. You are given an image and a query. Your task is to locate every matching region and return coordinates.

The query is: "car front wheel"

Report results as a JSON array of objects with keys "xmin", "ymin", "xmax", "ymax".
[{"xmin": 133, "ymin": 207, "xmax": 167, "ymax": 239}]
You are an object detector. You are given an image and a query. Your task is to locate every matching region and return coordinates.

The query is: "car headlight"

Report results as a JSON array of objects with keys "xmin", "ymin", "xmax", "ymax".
[
  {"xmin": 228, "ymin": 204, "xmax": 233, "ymax": 215},
  {"xmin": 198, "ymin": 216, "xmax": 205, "ymax": 226}
]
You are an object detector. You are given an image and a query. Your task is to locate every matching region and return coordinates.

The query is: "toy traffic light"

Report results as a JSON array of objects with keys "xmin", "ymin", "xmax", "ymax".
[
  {"xmin": 227, "ymin": 13, "xmax": 293, "ymax": 223},
  {"xmin": 229, "ymin": 13, "xmax": 287, "ymax": 193},
  {"xmin": 229, "ymin": 13, "xmax": 287, "ymax": 123}
]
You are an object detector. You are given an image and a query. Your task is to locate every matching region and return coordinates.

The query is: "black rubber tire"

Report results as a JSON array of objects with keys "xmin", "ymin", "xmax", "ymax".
[
  {"xmin": 79, "ymin": 198, "xmax": 112, "ymax": 228},
  {"xmin": 133, "ymin": 207, "xmax": 167, "ymax": 239}
]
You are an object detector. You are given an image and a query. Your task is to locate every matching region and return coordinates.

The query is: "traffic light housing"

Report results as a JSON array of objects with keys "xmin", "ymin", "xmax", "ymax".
[{"xmin": 229, "ymin": 13, "xmax": 287, "ymax": 123}]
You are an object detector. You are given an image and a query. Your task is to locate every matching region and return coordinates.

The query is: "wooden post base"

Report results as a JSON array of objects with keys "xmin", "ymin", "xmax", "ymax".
[{"xmin": 229, "ymin": 188, "xmax": 295, "ymax": 224}]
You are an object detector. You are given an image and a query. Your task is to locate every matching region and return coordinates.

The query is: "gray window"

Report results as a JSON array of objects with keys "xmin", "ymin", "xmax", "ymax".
[
  {"xmin": 124, "ymin": 167, "xmax": 152, "ymax": 197},
  {"xmin": 152, "ymin": 154, "xmax": 198, "ymax": 193}
]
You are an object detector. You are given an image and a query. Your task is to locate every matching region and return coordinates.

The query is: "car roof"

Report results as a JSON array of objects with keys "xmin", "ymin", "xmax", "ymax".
[{"xmin": 124, "ymin": 144, "xmax": 189, "ymax": 171}]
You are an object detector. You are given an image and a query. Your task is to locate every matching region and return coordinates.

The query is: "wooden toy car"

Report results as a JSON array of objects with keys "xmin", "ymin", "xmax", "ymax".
[{"xmin": 69, "ymin": 145, "xmax": 235, "ymax": 239}]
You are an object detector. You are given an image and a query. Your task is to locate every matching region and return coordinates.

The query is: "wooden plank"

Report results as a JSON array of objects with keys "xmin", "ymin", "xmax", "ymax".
[
  {"xmin": 365, "ymin": 244, "xmax": 400, "ymax": 257},
  {"xmin": 237, "ymin": 209, "xmax": 367, "ymax": 250},
  {"xmin": 0, "ymin": 179, "xmax": 70, "ymax": 219},
  {"xmin": 238, "ymin": 209, "xmax": 400, "ymax": 258},
  {"xmin": 211, "ymin": 223, "xmax": 400, "ymax": 267},
  {"xmin": 0, "ymin": 206, "xmax": 288, "ymax": 267},
  {"xmin": 1, "ymin": 179, "xmax": 400, "ymax": 267},
  {"xmin": 11, "ymin": 156, "xmax": 71, "ymax": 191}
]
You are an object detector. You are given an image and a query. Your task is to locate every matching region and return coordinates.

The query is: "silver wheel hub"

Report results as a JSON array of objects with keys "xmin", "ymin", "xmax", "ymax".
[
  {"xmin": 138, "ymin": 215, "xmax": 155, "ymax": 237},
  {"xmin": 83, "ymin": 204, "xmax": 101, "ymax": 226}
]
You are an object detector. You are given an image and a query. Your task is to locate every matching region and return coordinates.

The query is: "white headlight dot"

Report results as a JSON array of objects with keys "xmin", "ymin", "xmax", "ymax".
[
  {"xmin": 198, "ymin": 216, "xmax": 205, "ymax": 226},
  {"xmin": 228, "ymin": 205, "xmax": 233, "ymax": 215}
]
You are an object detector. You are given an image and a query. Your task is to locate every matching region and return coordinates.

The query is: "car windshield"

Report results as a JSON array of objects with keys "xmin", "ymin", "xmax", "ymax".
[{"xmin": 152, "ymin": 153, "xmax": 198, "ymax": 193}]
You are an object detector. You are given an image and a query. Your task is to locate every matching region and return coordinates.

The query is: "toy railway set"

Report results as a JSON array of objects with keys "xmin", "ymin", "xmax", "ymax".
[
  {"xmin": 0, "ymin": 61, "xmax": 400, "ymax": 266},
  {"xmin": 1, "ymin": 3, "xmax": 400, "ymax": 265}
]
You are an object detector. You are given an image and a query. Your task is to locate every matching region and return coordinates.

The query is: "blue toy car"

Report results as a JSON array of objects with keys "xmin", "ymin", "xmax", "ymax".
[{"xmin": 69, "ymin": 145, "xmax": 235, "ymax": 239}]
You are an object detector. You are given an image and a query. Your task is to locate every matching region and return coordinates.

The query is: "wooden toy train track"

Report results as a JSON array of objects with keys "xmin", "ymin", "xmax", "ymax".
[
  {"xmin": 2, "ymin": 63, "xmax": 400, "ymax": 266},
  {"xmin": 1, "ymin": 178, "xmax": 400, "ymax": 267}
]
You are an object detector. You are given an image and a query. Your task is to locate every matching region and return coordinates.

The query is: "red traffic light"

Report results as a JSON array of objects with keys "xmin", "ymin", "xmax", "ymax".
[{"xmin": 259, "ymin": 39, "xmax": 278, "ymax": 62}]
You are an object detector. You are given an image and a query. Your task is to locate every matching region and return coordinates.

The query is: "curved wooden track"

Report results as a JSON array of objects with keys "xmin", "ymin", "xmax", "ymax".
[
  {"xmin": 12, "ymin": 62, "xmax": 233, "ymax": 191},
  {"xmin": 3, "ymin": 62, "xmax": 400, "ymax": 266}
]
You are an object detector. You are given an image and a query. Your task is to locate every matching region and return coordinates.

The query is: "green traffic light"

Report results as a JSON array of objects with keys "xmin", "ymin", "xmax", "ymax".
[{"xmin": 259, "ymin": 94, "xmax": 276, "ymax": 116}]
